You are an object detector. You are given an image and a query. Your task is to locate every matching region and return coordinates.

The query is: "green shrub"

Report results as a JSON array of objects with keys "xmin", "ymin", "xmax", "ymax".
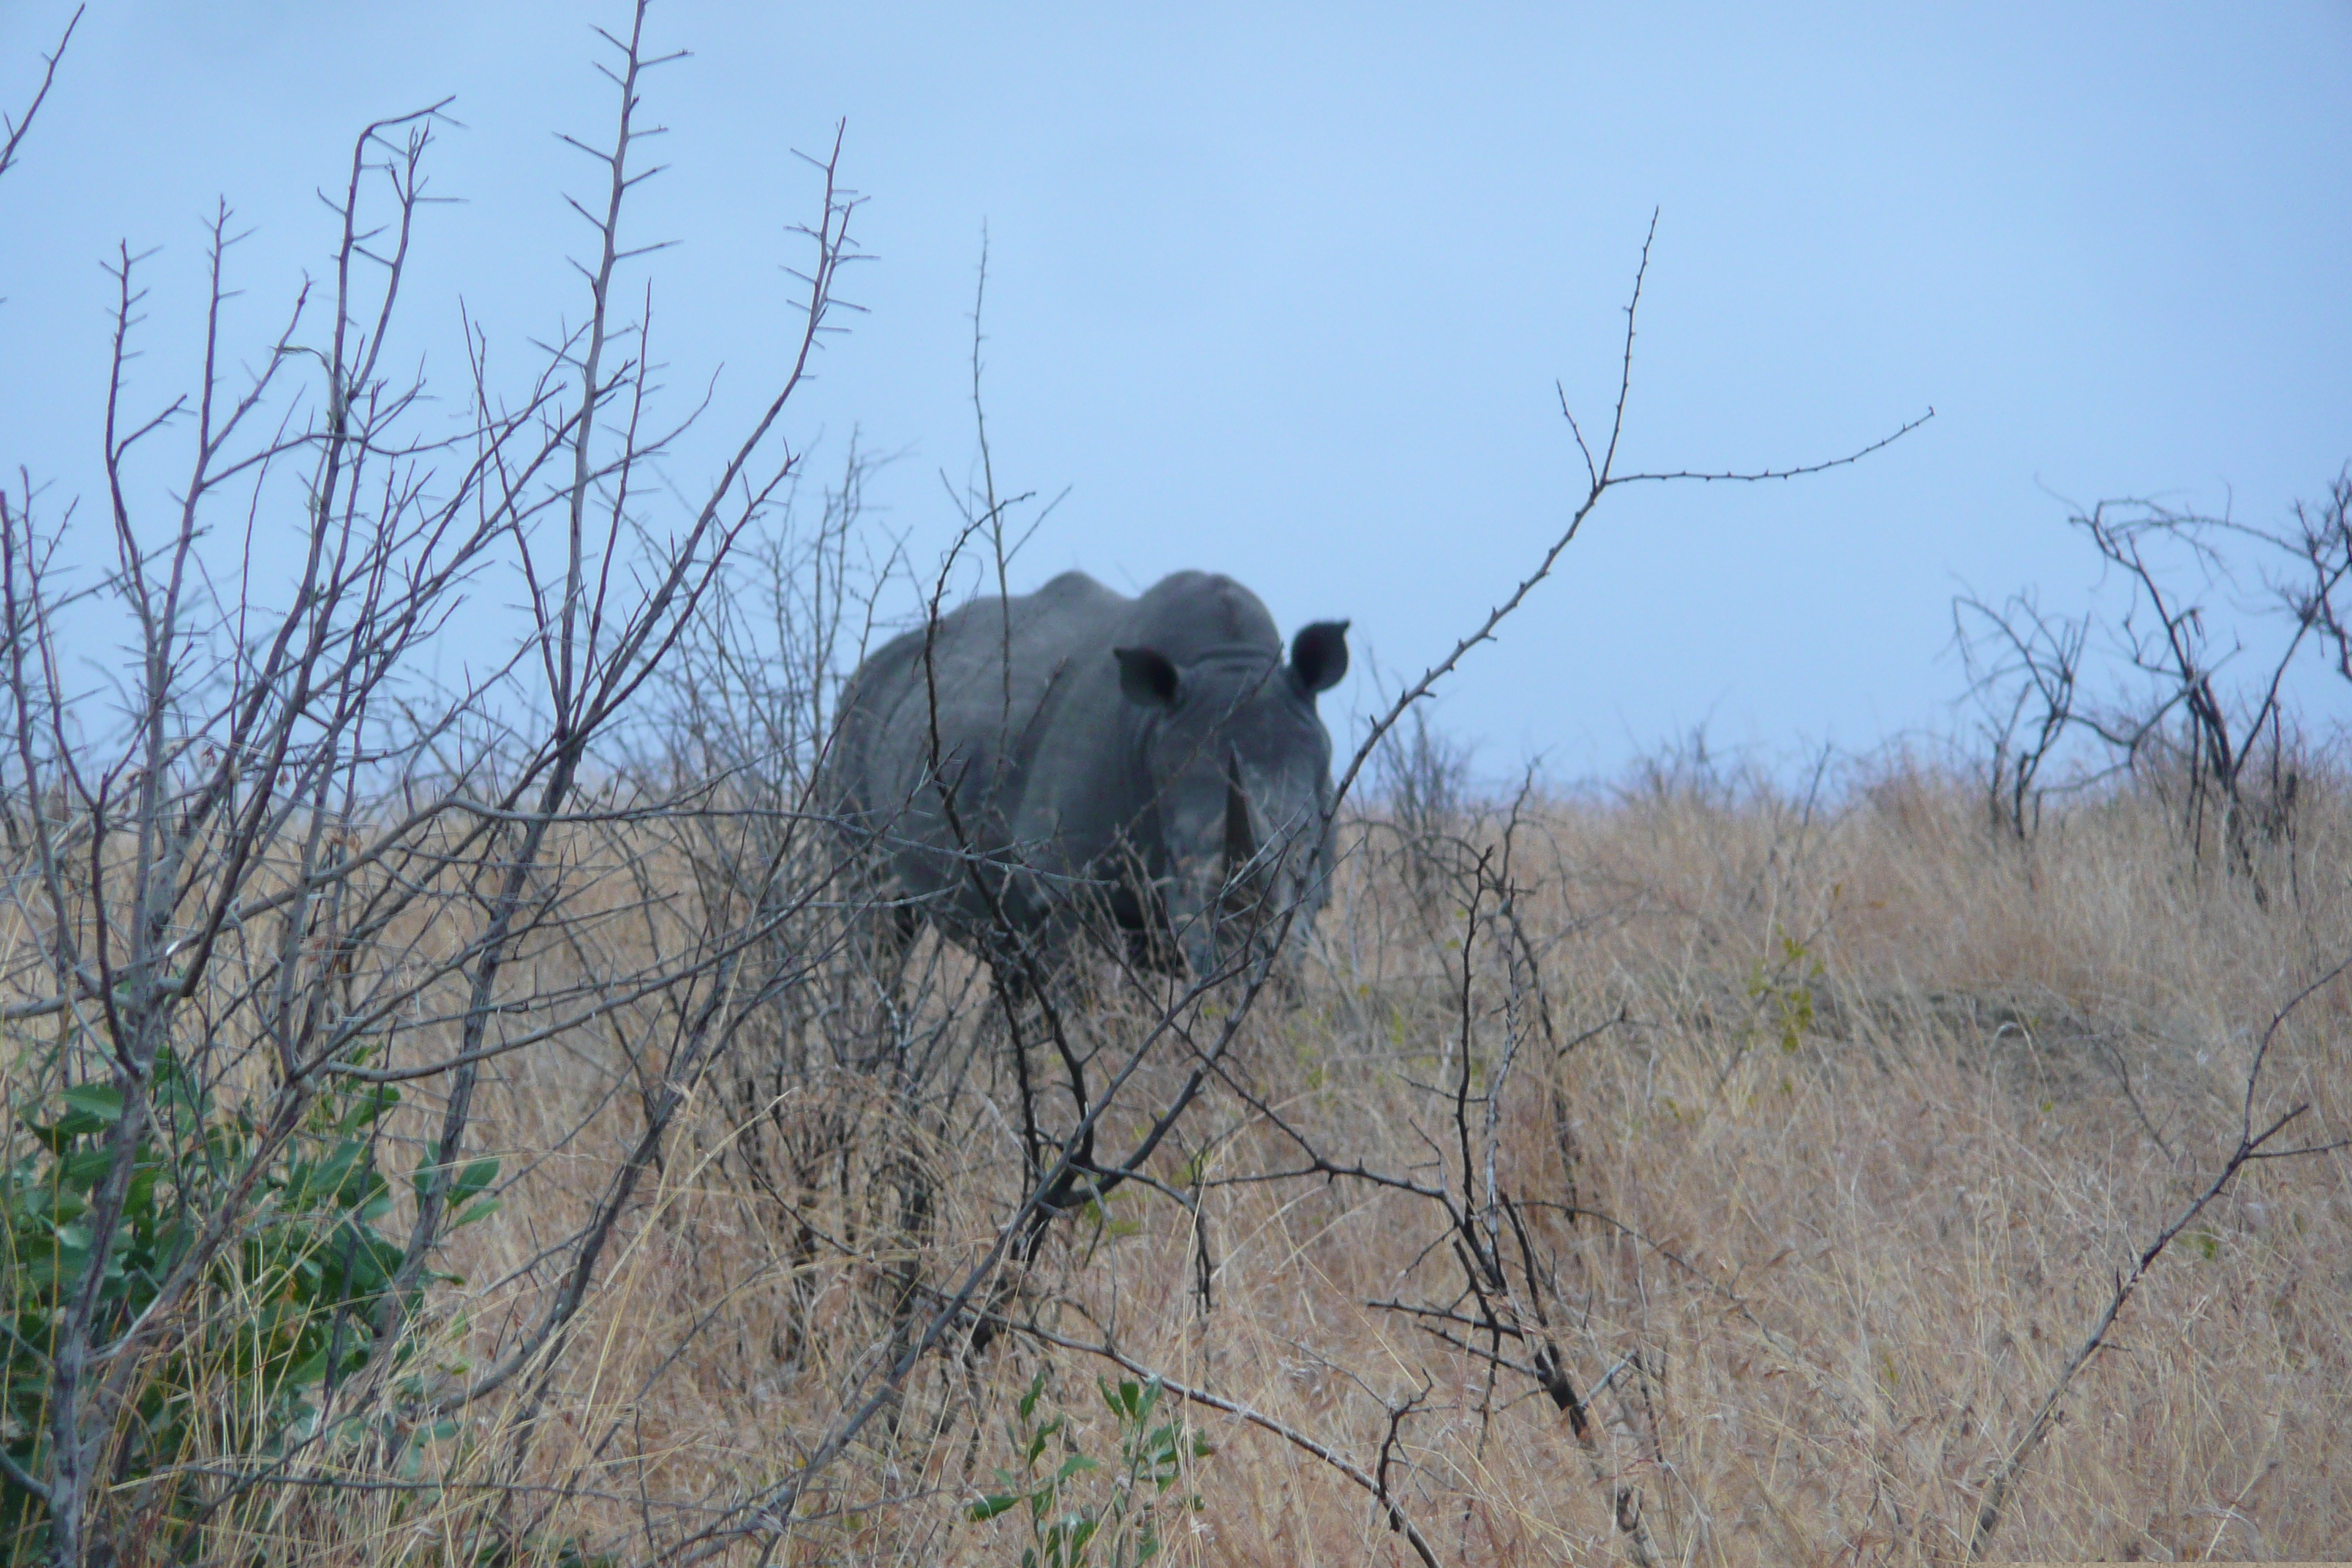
[
  {"xmin": 1, "ymin": 1040, "xmax": 492, "ymax": 1558},
  {"xmin": 969, "ymin": 1369, "xmax": 1212, "ymax": 1568}
]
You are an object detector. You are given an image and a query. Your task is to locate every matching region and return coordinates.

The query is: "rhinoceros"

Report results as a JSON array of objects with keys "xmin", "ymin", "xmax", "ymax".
[{"xmin": 824, "ymin": 569, "xmax": 1349, "ymax": 984}]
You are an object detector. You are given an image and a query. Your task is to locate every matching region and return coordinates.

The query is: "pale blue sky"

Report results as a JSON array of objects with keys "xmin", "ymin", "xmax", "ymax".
[{"xmin": 3, "ymin": 3, "xmax": 2348, "ymax": 776}]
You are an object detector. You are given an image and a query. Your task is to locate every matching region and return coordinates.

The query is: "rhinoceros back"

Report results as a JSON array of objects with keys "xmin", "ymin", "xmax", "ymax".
[{"xmin": 826, "ymin": 570, "xmax": 1139, "ymax": 934}]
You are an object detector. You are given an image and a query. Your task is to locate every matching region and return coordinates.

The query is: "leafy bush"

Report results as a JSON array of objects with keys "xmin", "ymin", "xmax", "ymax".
[
  {"xmin": 969, "ymin": 1371, "xmax": 1211, "ymax": 1568},
  {"xmin": 1, "ymin": 1041, "xmax": 493, "ymax": 1558}
]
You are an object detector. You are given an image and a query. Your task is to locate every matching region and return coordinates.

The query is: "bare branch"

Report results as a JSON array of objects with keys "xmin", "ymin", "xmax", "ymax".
[{"xmin": 0, "ymin": 4, "xmax": 78, "ymax": 189}]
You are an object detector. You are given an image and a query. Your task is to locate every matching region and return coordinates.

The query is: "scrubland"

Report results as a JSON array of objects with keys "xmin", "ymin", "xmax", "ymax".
[
  {"xmin": 6, "ymin": 9, "xmax": 2346, "ymax": 1561},
  {"xmin": 184, "ymin": 757, "xmax": 2342, "ymax": 1567}
]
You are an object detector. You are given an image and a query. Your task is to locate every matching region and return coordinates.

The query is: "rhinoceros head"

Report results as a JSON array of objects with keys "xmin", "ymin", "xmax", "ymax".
[{"xmin": 1114, "ymin": 619, "xmax": 1349, "ymax": 979}]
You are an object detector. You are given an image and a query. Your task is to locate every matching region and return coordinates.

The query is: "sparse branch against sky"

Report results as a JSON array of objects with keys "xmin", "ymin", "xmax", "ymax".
[{"xmin": 1, "ymin": 1, "xmax": 2347, "ymax": 770}]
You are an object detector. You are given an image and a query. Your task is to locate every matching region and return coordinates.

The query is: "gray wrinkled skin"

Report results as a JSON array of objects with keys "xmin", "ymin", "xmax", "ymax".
[{"xmin": 825, "ymin": 570, "xmax": 1349, "ymax": 984}]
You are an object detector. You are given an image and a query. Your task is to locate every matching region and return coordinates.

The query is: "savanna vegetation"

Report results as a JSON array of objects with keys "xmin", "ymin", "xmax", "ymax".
[{"xmin": 2, "ymin": 7, "xmax": 2347, "ymax": 1565}]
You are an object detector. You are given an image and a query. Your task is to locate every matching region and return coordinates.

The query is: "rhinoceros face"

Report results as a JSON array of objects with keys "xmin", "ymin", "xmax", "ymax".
[{"xmin": 1115, "ymin": 620, "xmax": 1349, "ymax": 979}]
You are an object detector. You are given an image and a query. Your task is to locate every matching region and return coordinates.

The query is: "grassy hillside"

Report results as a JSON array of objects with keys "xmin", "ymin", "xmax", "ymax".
[{"xmin": 170, "ymin": 757, "xmax": 2337, "ymax": 1566}]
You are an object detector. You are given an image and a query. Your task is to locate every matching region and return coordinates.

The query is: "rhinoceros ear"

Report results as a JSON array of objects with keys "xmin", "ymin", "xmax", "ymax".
[
  {"xmin": 1288, "ymin": 620, "xmax": 1350, "ymax": 696},
  {"xmin": 1114, "ymin": 646, "xmax": 1182, "ymax": 709}
]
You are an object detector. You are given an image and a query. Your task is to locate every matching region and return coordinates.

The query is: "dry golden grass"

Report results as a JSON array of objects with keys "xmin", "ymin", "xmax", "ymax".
[{"xmin": 95, "ymin": 758, "xmax": 2351, "ymax": 1566}]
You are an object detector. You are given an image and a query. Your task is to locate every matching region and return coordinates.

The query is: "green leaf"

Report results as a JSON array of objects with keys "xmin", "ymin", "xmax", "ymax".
[
  {"xmin": 61, "ymin": 1083, "xmax": 125, "ymax": 1125},
  {"xmin": 36, "ymin": 1189, "xmax": 87, "ymax": 1226},
  {"xmin": 968, "ymin": 1493, "xmax": 1025, "ymax": 1522},
  {"xmin": 451, "ymin": 1196, "xmax": 502, "ymax": 1229},
  {"xmin": 284, "ymin": 1344, "xmax": 331, "ymax": 1388},
  {"xmin": 59, "ymin": 1145, "xmax": 116, "ymax": 1195},
  {"xmin": 290, "ymin": 1141, "xmax": 368, "ymax": 1210},
  {"xmin": 336, "ymin": 1085, "xmax": 400, "ymax": 1133},
  {"xmin": 453, "ymin": 1156, "xmax": 500, "ymax": 1201}
]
